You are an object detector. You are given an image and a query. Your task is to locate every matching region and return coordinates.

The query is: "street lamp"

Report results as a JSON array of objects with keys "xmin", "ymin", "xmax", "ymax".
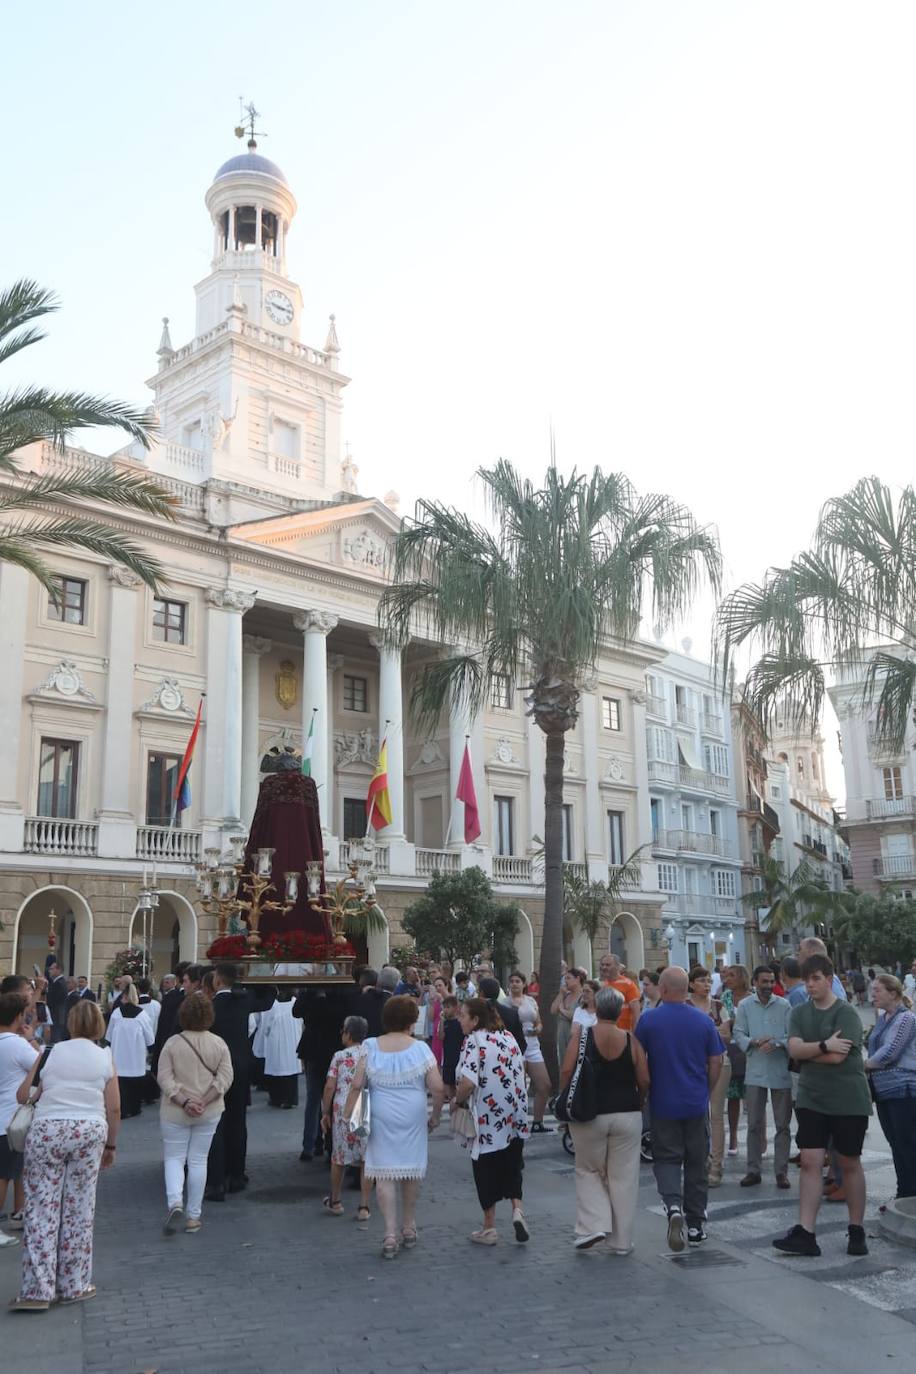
[{"xmin": 663, "ymin": 923, "xmax": 676, "ymax": 951}]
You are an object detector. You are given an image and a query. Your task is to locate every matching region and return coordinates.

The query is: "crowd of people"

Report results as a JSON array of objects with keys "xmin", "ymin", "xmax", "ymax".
[{"xmin": 0, "ymin": 941, "xmax": 914, "ymax": 1301}]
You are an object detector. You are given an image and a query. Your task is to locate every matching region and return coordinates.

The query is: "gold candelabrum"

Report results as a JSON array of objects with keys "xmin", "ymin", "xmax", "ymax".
[
  {"xmin": 196, "ymin": 839, "xmax": 299, "ymax": 953},
  {"xmin": 307, "ymin": 838, "xmax": 378, "ymax": 946}
]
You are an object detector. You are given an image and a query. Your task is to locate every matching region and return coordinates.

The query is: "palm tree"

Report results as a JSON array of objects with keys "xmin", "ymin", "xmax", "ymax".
[
  {"xmin": 379, "ymin": 459, "xmax": 720, "ymax": 1078},
  {"xmin": 742, "ymin": 856, "xmax": 845, "ymax": 948},
  {"xmin": 0, "ymin": 279, "xmax": 176, "ymax": 592},
  {"xmin": 563, "ymin": 850, "xmax": 644, "ymax": 957},
  {"xmin": 716, "ymin": 476, "xmax": 916, "ymax": 752}
]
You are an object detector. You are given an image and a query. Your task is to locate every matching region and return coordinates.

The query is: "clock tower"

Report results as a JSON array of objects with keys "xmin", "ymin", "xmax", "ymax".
[{"xmin": 141, "ymin": 120, "xmax": 349, "ymax": 506}]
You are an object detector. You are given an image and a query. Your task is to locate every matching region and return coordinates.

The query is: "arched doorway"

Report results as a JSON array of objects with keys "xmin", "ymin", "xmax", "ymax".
[
  {"xmin": 602, "ymin": 911, "xmax": 645, "ymax": 973},
  {"xmin": 128, "ymin": 891, "xmax": 198, "ymax": 974},
  {"xmin": 12, "ymin": 887, "xmax": 93, "ymax": 980}
]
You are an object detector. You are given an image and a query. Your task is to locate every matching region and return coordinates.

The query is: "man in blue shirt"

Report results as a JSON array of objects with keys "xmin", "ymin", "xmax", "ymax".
[{"xmin": 635, "ymin": 966, "xmax": 725, "ymax": 1252}]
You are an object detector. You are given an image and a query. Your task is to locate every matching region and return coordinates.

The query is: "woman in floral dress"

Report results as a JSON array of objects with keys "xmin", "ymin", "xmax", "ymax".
[
  {"xmin": 320, "ymin": 1016, "xmax": 371, "ymax": 1219},
  {"xmin": 454, "ymin": 997, "xmax": 530, "ymax": 1245}
]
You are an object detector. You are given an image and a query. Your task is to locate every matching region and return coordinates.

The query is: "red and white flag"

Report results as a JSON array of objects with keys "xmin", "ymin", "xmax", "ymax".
[{"xmin": 455, "ymin": 742, "xmax": 481, "ymax": 843}]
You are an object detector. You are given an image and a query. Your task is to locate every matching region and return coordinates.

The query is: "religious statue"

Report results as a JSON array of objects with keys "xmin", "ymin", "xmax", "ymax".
[{"xmin": 242, "ymin": 751, "xmax": 328, "ymax": 941}]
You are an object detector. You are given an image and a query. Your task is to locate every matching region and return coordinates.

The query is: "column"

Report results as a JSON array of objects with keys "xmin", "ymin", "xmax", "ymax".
[
  {"xmin": 97, "ymin": 567, "xmax": 142, "ymax": 859},
  {"xmin": 369, "ymin": 635, "xmax": 415, "ymax": 875},
  {"xmin": 629, "ymin": 687, "xmax": 656, "ymax": 892},
  {"xmin": 202, "ymin": 588, "xmax": 255, "ymax": 843},
  {"xmin": 241, "ymin": 635, "xmax": 271, "ymax": 827},
  {"xmin": 294, "ymin": 610, "xmax": 337, "ymax": 834},
  {"xmin": 449, "ymin": 705, "xmax": 491, "ymax": 873},
  {"xmin": 581, "ymin": 689, "xmax": 608, "ymax": 883},
  {"xmin": 327, "ymin": 653, "xmax": 345, "ymax": 836},
  {"xmin": 0, "ymin": 563, "xmax": 29, "ymax": 851}
]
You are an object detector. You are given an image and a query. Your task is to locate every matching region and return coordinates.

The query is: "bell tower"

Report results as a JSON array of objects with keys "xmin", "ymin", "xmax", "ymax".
[{"xmin": 141, "ymin": 105, "xmax": 349, "ymax": 505}]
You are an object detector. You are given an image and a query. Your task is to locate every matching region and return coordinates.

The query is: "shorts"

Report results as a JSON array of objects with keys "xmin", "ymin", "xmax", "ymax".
[
  {"xmin": 726, "ymin": 1076, "xmax": 746, "ymax": 1101},
  {"xmin": 523, "ymin": 1041, "xmax": 544, "ymax": 1065},
  {"xmin": 794, "ymin": 1107, "xmax": 869, "ymax": 1157},
  {"xmin": 0, "ymin": 1133, "xmax": 24, "ymax": 1180}
]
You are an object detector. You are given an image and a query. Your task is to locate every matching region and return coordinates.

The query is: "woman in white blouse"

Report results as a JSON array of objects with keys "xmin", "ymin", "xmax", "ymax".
[{"xmin": 572, "ymin": 980, "xmax": 600, "ymax": 1030}]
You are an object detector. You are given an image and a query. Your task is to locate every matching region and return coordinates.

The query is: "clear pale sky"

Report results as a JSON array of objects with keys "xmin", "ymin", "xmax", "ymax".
[{"xmin": 7, "ymin": 1, "xmax": 916, "ymax": 799}]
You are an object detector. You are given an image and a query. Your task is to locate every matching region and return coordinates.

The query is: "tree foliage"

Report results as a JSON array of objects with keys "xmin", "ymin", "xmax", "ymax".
[
  {"xmin": 716, "ymin": 476, "xmax": 916, "ymax": 751},
  {"xmin": 0, "ymin": 279, "xmax": 176, "ymax": 592},
  {"xmin": 741, "ymin": 856, "xmax": 846, "ymax": 940},
  {"xmin": 562, "ymin": 851, "xmax": 644, "ymax": 950},
  {"xmin": 833, "ymin": 892, "xmax": 916, "ymax": 967},
  {"xmin": 381, "ymin": 459, "xmax": 719, "ymax": 1080},
  {"xmin": 402, "ymin": 866, "xmax": 519, "ymax": 970}
]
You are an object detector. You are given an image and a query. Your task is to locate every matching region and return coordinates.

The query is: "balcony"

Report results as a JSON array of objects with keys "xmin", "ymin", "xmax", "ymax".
[
  {"xmin": 648, "ymin": 760, "xmax": 731, "ymax": 795},
  {"xmin": 645, "ymin": 694, "xmax": 668, "ymax": 720},
  {"xmin": 663, "ymin": 894, "xmax": 741, "ymax": 919},
  {"xmin": 493, "ymin": 854, "xmax": 533, "ymax": 883},
  {"xmin": 866, "ymin": 797, "xmax": 916, "ymax": 820},
  {"xmin": 333, "ymin": 841, "xmax": 390, "ymax": 874},
  {"xmin": 801, "ymin": 835, "xmax": 829, "ymax": 858},
  {"xmin": 563, "ymin": 860, "xmax": 588, "ymax": 881},
  {"xmin": 874, "ymin": 853, "xmax": 916, "ymax": 880},
  {"xmin": 675, "ymin": 703, "xmax": 697, "ymax": 729},
  {"xmin": 701, "ymin": 711, "xmax": 723, "ymax": 736},
  {"xmin": 416, "ymin": 847, "xmax": 460, "ymax": 878},
  {"xmin": 24, "ymin": 817, "xmax": 98, "ymax": 858},
  {"xmin": 654, "ymin": 829, "xmax": 733, "ymax": 859},
  {"xmin": 609, "ymin": 864, "xmax": 641, "ymax": 891},
  {"xmin": 135, "ymin": 827, "xmax": 202, "ymax": 864}
]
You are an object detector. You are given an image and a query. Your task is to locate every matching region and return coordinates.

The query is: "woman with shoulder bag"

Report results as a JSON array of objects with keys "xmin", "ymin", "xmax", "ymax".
[
  {"xmin": 559, "ymin": 986, "xmax": 649, "ymax": 1254},
  {"xmin": 10, "ymin": 999, "xmax": 119, "ymax": 1311},
  {"xmin": 156, "ymin": 994, "xmax": 233, "ymax": 1235}
]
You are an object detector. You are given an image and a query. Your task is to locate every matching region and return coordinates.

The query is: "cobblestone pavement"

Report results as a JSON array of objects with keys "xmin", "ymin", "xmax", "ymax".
[{"xmin": 2, "ymin": 1083, "xmax": 915, "ymax": 1374}]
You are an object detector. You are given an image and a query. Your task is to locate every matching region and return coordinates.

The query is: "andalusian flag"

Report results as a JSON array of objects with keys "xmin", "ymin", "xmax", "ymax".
[
  {"xmin": 302, "ymin": 712, "xmax": 316, "ymax": 777},
  {"xmin": 366, "ymin": 738, "xmax": 393, "ymax": 831},
  {"xmin": 173, "ymin": 697, "xmax": 204, "ymax": 820}
]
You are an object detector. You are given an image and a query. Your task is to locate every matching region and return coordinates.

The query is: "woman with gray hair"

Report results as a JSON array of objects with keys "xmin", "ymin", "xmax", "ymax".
[{"xmin": 558, "ymin": 985, "xmax": 649, "ymax": 1253}]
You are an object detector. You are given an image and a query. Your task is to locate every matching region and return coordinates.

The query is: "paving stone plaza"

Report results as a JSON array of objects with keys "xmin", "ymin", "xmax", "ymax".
[{"xmin": 3, "ymin": 1065, "xmax": 916, "ymax": 1374}]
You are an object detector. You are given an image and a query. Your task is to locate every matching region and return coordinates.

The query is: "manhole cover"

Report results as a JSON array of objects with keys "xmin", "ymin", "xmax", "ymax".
[{"xmin": 667, "ymin": 1247, "xmax": 742, "ymax": 1267}]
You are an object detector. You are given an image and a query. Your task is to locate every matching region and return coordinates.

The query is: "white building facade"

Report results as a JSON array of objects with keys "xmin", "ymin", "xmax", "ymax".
[{"xmin": 0, "ymin": 137, "xmax": 671, "ymax": 984}]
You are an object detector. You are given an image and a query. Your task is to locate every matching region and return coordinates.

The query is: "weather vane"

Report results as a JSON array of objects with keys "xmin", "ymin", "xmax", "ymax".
[{"xmin": 235, "ymin": 98, "xmax": 266, "ymax": 150}]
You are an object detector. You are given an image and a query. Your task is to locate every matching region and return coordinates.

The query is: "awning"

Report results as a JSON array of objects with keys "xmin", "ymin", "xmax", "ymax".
[{"xmin": 678, "ymin": 737, "xmax": 702, "ymax": 771}]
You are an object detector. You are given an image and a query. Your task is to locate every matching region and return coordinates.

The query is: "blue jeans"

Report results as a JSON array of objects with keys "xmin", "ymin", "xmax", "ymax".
[
  {"xmin": 301, "ymin": 1064, "xmax": 326, "ymax": 1153},
  {"xmin": 876, "ymin": 1094, "xmax": 916, "ymax": 1198}
]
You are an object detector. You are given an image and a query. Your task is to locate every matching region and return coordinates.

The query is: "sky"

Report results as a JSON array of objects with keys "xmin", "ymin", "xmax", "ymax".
[{"xmin": 6, "ymin": 0, "xmax": 916, "ymax": 800}]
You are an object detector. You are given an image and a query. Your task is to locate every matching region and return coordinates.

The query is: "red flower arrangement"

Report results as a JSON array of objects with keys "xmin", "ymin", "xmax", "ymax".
[
  {"xmin": 205, "ymin": 934, "xmax": 251, "ymax": 960},
  {"xmin": 261, "ymin": 930, "xmax": 356, "ymax": 962}
]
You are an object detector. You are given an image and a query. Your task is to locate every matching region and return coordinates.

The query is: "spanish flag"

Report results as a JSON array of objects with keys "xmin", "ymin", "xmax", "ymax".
[{"xmin": 366, "ymin": 738, "xmax": 393, "ymax": 831}]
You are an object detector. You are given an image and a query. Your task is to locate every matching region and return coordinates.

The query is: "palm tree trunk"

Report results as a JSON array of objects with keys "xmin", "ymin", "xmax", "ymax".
[{"xmin": 538, "ymin": 727, "xmax": 566, "ymax": 1089}]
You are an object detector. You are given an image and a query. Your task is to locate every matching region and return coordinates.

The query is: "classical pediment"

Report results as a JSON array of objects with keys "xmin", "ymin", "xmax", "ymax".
[{"xmin": 230, "ymin": 499, "xmax": 400, "ymax": 579}]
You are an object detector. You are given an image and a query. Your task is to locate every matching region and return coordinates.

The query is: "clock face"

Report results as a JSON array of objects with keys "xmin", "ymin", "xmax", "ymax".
[{"xmin": 265, "ymin": 290, "xmax": 294, "ymax": 326}]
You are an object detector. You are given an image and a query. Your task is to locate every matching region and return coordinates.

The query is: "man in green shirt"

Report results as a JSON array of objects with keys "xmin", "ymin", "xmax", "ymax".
[{"xmin": 773, "ymin": 954, "xmax": 871, "ymax": 1259}]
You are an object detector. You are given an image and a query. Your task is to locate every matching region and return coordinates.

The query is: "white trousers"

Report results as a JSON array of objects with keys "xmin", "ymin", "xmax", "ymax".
[
  {"xmin": 160, "ymin": 1117, "xmax": 220, "ymax": 1219},
  {"xmin": 568, "ymin": 1111, "xmax": 643, "ymax": 1249}
]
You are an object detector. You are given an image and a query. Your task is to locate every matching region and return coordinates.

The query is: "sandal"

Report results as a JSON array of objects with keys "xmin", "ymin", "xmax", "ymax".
[
  {"xmin": 58, "ymin": 1287, "xmax": 97, "ymax": 1305},
  {"xmin": 401, "ymin": 1227, "xmax": 418, "ymax": 1248},
  {"xmin": 381, "ymin": 1235, "xmax": 399, "ymax": 1259},
  {"xmin": 9, "ymin": 1297, "xmax": 50, "ymax": 1312},
  {"xmin": 356, "ymin": 1206, "xmax": 371, "ymax": 1222},
  {"xmin": 322, "ymin": 1196, "xmax": 344, "ymax": 1216}
]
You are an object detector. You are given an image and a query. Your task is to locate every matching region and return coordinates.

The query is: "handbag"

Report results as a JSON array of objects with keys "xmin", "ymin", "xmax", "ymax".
[
  {"xmin": 450, "ymin": 1103, "xmax": 478, "ymax": 1147},
  {"xmin": 553, "ymin": 1026, "xmax": 597, "ymax": 1124},
  {"xmin": 7, "ymin": 1046, "xmax": 53, "ymax": 1152},
  {"xmin": 348, "ymin": 1088, "xmax": 371, "ymax": 1139}
]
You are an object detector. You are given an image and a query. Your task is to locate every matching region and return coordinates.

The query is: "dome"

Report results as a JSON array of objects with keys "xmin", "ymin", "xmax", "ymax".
[{"xmin": 213, "ymin": 151, "xmax": 287, "ymax": 185}]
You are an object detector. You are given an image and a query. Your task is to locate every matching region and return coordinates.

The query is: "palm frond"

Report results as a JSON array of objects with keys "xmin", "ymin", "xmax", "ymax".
[
  {"xmin": 0, "ymin": 517, "xmax": 167, "ymax": 590},
  {"xmin": 862, "ymin": 651, "xmax": 916, "ymax": 755},
  {"xmin": 0, "ymin": 280, "xmax": 58, "ymax": 343},
  {"xmin": 0, "ymin": 536, "xmax": 62, "ymax": 593},
  {"xmin": 0, "ymin": 465, "xmax": 176, "ymax": 519},
  {"xmin": 0, "ymin": 387, "xmax": 153, "ymax": 462},
  {"xmin": 741, "ymin": 652, "xmax": 825, "ymax": 737}
]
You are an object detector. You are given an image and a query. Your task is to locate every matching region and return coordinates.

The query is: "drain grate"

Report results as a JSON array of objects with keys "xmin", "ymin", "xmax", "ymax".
[{"xmin": 667, "ymin": 1247, "xmax": 744, "ymax": 1267}]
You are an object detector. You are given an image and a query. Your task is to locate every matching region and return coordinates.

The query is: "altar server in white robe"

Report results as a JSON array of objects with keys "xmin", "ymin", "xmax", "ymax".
[
  {"xmin": 261, "ymin": 992, "xmax": 301, "ymax": 1108},
  {"xmin": 108, "ymin": 982, "xmax": 155, "ymax": 1118}
]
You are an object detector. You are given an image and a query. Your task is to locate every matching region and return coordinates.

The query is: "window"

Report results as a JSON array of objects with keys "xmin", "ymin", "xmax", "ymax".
[
  {"xmin": 602, "ymin": 697, "xmax": 621, "ymax": 731},
  {"xmin": 608, "ymin": 811, "xmax": 624, "ymax": 866},
  {"xmin": 273, "ymin": 418, "xmax": 299, "ymax": 459},
  {"xmin": 47, "ymin": 576, "xmax": 87, "ymax": 626},
  {"xmin": 494, "ymin": 796, "xmax": 515, "ymax": 856},
  {"xmin": 770, "ymin": 785, "xmax": 781, "ymax": 800},
  {"xmin": 343, "ymin": 797, "xmax": 366, "ymax": 840},
  {"xmin": 680, "ymin": 802, "xmax": 694, "ymax": 831},
  {"xmin": 704, "ymin": 743, "xmax": 729, "ymax": 777},
  {"xmin": 713, "ymin": 869, "xmax": 737, "ymax": 898},
  {"xmin": 709, "ymin": 809, "xmax": 720, "ymax": 838},
  {"xmin": 343, "ymin": 675, "xmax": 368, "ymax": 713},
  {"xmin": 561, "ymin": 804, "xmax": 574, "ymax": 861},
  {"xmin": 648, "ymin": 728, "xmax": 675, "ymax": 762},
  {"xmin": 37, "ymin": 739, "xmax": 79, "ymax": 818},
  {"xmin": 884, "ymin": 767, "xmax": 903, "ymax": 801},
  {"xmin": 491, "ymin": 674, "xmax": 512, "ymax": 710},
  {"xmin": 153, "ymin": 598, "xmax": 187, "ymax": 645},
  {"xmin": 650, "ymin": 798, "xmax": 662, "ymax": 840},
  {"xmin": 146, "ymin": 753, "xmax": 181, "ymax": 826},
  {"xmin": 657, "ymin": 862, "xmax": 678, "ymax": 893}
]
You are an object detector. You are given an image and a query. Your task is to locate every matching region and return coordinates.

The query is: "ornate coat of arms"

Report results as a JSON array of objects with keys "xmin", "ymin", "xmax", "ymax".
[{"xmin": 275, "ymin": 659, "xmax": 298, "ymax": 711}]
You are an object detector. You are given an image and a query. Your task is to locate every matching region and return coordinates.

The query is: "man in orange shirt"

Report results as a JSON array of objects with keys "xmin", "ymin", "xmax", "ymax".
[{"xmin": 599, "ymin": 953, "xmax": 641, "ymax": 1031}]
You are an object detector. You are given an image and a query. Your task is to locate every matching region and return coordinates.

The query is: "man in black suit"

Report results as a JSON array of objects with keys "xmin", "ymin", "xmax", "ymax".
[
  {"xmin": 206, "ymin": 963, "xmax": 273, "ymax": 1200},
  {"xmin": 45, "ymin": 961, "xmax": 69, "ymax": 1043},
  {"xmin": 76, "ymin": 976, "xmax": 96, "ymax": 1002},
  {"xmin": 478, "ymin": 976, "xmax": 526, "ymax": 1054},
  {"xmin": 354, "ymin": 967, "xmax": 390, "ymax": 1038},
  {"xmin": 151, "ymin": 961, "xmax": 192, "ymax": 1075}
]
